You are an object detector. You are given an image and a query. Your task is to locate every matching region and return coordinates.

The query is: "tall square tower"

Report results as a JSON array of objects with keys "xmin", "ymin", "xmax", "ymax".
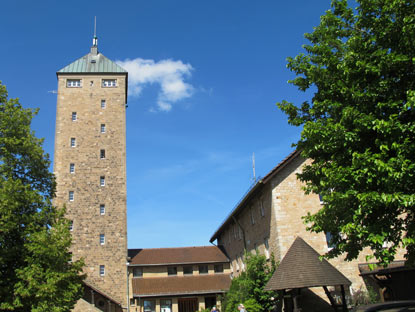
[{"xmin": 54, "ymin": 40, "xmax": 128, "ymax": 308}]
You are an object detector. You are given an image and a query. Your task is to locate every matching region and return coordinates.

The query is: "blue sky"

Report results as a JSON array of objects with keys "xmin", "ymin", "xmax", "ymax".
[{"xmin": 1, "ymin": 0, "xmax": 337, "ymax": 248}]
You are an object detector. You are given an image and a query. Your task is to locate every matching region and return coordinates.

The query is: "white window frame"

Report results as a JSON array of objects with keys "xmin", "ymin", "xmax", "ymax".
[
  {"xmin": 100, "ymin": 124, "xmax": 106, "ymax": 133},
  {"xmin": 69, "ymin": 163, "xmax": 75, "ymax": 174},
  {"xmin": 72, "ymin": 112, "xmax": 77, "ymax": 121},
  {"xmin": 100, "ymin": 176, "xmax": 105, "ymax": 187},
  {"xmin": 70, "ymin": 138, "xmax": 76, "ymax": 147},
  {"xmin": 69, "ymin": 191, "xmax": 74, "ymax": 201},
  {"xmin": 100, "ymin": 149, "xmax": 105, "ymax": 159},
  {"xmin": 260, "ymin": 199, "xmax": 265, "ymax": 217},
  {"xmin": 102, "ymin": 79, "xmax": 117, "ymax": 87},
  {"xmin": 100, "ymin": 234, "xmax": 105, "ymax": 245},
  {"xmin": 101, "ymin": 99, "xmax": 106, "ymax": 108},
  {"xmin": 99, "ymin": 265, "xmax": 105, "ymax": 276},
  {"xmin": 264, "ymin": 238, "xmax": 270, "ymax": 259},
  {"xmin": 67, "ymin": 79, "xmax": 81, "ymax": 88},
  {"xmin": 100, "ymin": 204, "xmax": 105, "ymax": 215}
]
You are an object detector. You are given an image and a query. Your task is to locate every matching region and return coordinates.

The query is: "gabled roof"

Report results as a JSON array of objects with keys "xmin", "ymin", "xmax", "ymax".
[
  {"xmin": 209, "ymin": 150, "xmax": 301, "ymax": 243},
  {"xmin": 128, "ymin": 246, "xmax": 229, "ymax": 266},
  {"xmin": 57, "ymin": 48, "xmax": 127, "ymax": 74},
  {"xmin": 132, "ymin": 274, "xmax": 231, "ymax": 297},
  {"xmin": 264, "ymin": 237, "xmax": 351, "ymax": 291}
]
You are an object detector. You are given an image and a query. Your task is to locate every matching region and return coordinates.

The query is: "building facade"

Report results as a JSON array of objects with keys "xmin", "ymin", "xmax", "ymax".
[
  {"xmin": 127, "ymin": 246, "xmax": 231, "ymax": 312},
  {"xmin": 210, "ymin": 151, "xmax": 405, "ymax": 307},
  {"xmin": 54, "ymin": 39, "xmax": 128, "ymax": 311}
]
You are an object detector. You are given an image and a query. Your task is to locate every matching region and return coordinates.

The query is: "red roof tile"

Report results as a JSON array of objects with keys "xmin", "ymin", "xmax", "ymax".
[
  {"xmin": 132, "ymin": 274, "xmax": 231, "ymax": 297},
  {"xmin": 129, "ymin": 246, "xmax": 229, "ymax": 265}
]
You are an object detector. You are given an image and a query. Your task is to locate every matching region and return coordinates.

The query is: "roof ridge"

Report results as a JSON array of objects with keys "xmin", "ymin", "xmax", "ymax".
[{"xmin": 129, "ymin": 245, "xmax": 218, "ymax": 251}]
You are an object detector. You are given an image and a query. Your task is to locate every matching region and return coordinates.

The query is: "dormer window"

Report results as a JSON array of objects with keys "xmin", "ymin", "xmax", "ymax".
[
  {"xmin": 102, "ymin": 79, "xmax": 117, "ymax": 87},
  {"xmin": 67, "ymin": 79, "xmax": 81, "ymax": 88}
]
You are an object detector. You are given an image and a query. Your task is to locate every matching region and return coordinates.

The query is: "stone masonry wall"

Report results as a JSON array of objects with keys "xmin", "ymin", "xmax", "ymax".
[{"xmin": 54, "ymin": 74, "xmax": 127, "ymax": 306}]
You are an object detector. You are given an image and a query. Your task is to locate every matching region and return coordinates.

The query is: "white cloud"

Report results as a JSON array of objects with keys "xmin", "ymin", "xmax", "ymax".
[{"xmin": 116, "ymin": 58, "xmax": 194, "ymax": 112}]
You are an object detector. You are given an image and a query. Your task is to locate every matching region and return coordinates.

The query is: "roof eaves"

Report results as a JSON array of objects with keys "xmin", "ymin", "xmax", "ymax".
[
  {"xmin": 209, "ymin": 180, "xmax": 264, "ymax": 243},
  {"xmin": 262, "ymin": 149, "xmax": 301, "ymax": 184},
  {"xmin": 133, "ymin": 290, "xmax": 225, "ymax": 298}
]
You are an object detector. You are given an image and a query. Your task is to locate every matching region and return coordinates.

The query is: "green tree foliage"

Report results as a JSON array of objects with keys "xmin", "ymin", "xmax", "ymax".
[
  {"xmin": 0, "ymin": 82, "xmax": 84, "ymax": 311},
  {"xmin": 222, "ymin": 252, "xmax": 277, "ymax": 312},
  {"xmin": 277, "ymin": 0, "xmax": 415, "ymax": 266}
]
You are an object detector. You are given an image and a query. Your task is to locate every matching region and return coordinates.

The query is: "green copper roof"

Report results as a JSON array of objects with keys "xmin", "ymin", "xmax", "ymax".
[{"xmin": 58, "ymin": 47, "xmax": 127, "ymax": 74}]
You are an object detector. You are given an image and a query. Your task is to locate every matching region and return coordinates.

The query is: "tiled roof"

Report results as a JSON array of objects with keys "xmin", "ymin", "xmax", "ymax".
[
  {"xmin": 265, "ymin": 237, "xmax": 351, "ymax": 291},
  {"xmin": 210, "ymin": 150, "xmax": 301, "ymax": 243},
  {"xmin": 132, "ymin": 274, "xmax": 231, "ymax": 297},
  {"xmin": 57, "ymin": 49, "xmax": 127, "ymax": 74},
  {"xmin": 129, "ymin": 246, "xmax": 229, "ymax": 265}
]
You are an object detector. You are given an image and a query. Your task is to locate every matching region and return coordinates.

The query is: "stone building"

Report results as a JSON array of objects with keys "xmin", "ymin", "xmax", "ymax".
[
  {"xmin": 54, "ymin": 36, "xmax": 128, "ymax": 311},
  {"xmin": 209, "ymin": 150, "xmax": 405, "ymax": 306},
  {"xmin": 127, "ymin": 246, "xmax": 231, "ymax": 312}
]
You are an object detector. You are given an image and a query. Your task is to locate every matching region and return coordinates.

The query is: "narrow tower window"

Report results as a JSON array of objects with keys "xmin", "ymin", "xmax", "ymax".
[
  {"xmin": 101, "ymin": 99, "xmax": 106, "ymax": 109},
  {"xmin": 70, "ymin": 138, "xmax": 76, "ymax": 147},
  {"xmin": 72, "ymin": 112, "xmax": 77, "ymax": 121},
  {"xmin": 100, "ymin": 176, "xmax": 105, "ymax": 187},
  {"xmin": 100, "ymin": 204, "xmax": 105, "ymax": 215},
  {"xmin": 69, "ymin": 220, "xmax": 73, "ymax": 231},
  {"xmin": 99, "ymin": 234, "xmax": 105, "ymax": 245},
  {"xmin": 100, "ymin": 124, "xmax": 106, "ymax": 133},
  {"xmin": 100, "ymin": 149, "xmax": 106, "ymax": 159},
  {"xmin": 69, "ymin": 191, "xmax": 74, "ymax": 201},
  {"xmin": 99, "ymin": 265, "xmax": 105, "ymax": 276},
  {"xmin": 69, "ymin": 163, "xmax": 75, "ymax": 174}
]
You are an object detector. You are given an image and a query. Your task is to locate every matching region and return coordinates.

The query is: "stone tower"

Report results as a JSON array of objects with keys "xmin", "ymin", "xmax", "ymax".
[{"xmin": 54, "ymin": 37, "xmax": 128, "ymax": 310}]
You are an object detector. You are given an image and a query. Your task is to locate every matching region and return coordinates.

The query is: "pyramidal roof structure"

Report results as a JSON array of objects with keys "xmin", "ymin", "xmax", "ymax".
[
  {"xmin": 57, "ymin": 39, "xmax": 126, "ymax": 74},
  {"xmin": 265, "ymin": 237, "xmax": 351, "ymax": 291}
]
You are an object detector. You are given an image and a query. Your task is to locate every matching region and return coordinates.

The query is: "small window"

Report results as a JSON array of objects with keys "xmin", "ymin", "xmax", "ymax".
[
  {"xmin": 130, "ymin": 299, "xmax": 136, "ymax": 307},
  {"xmin": 250, "ymin": 207, "xmax": 255, "ymax": 225},
  {"xmin": 214, "ymin": 264, "xmax": 223, "ymax": 273},
  {"xmin": 319, "ymin": 194, "xmax": 324, "ymax": 204},
  {"xmin": 69, "ymin": 163, "xmax": 75, "ymax": 173},
  {"xmin": 67, "ymin": 79, "xmax": 81, "ymax": 87},
  {"xmin": 100, "ymin": 204, "xmax": 105, "ymax": 215},
  {"xmin": 100, "ymin": 234, "xmax": 105, "ymax": 245},
  {"xmin": 101, "ymin": 99, "xmax": 106, "ymax": 108},
  {"xmin": 100, "ymin": 176, "xmax": 105, "ymax": 187},
  {"xmin": 260, "ymin": 199, "xmax": 265, "ymax": 217},
  {"xmin": 72, "ymin": 112, "xmax": 77, "ymax": 121},
  {"xmin": 102, "ymin": 79, "xmax": 117, "ymax": 87},
  {"xmin": 133, "ymin": 267, "xmax": 143, "ymax": 277},
  {"xmin": 99, "ymin": 265, "xmax": 105, "ymax": 276},
  {"xmin": 199, "ymin": 265, "xmax": 208, "ymax": 274},
  {"xmin": 325, "ymin": 232, "xmax": 336, "ymax": 250},
  {"xmin": 69, "ymin": 220, "xmax": 73, "ymax": 231},
  {"xmin": 183, "ymin": 265, "xmax": 193, "ymax": 275},
  {"xmin": 69, "ymin": 191, "xmax": 74, "ymax": 201},
  {"xmin": 100, "ymin": 124, "xmax": 106, "ymax": 133},
  {"xmin": 100, "ymin": 149, "xmax": 106, "ymax": 159},
  {"xmin": 160, "ymin": 300, "xmax": 172, "ymax": 312},
  {"xmin": 144, "ymin": 300, "xmax": 155, "ymax": 312},
  {"xmin": 167, "ymin": 266, "xmax": 177, "ymax": 276},
  {"xmin": 70, "ymin": 138, "xmax": 76, "ymax": 147},
  {"xmin": 264, "ymin": 238, "xmax": 270, "ymax": 259}
]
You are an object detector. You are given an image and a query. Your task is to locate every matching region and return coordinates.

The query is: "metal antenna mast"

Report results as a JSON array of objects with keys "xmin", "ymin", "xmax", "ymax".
[
  {"xmin": 252, "ymin": 152, "xmax": 256, "ymax": 182},
  {"xmin": 93, "ymin": 16, "xmax": 98, "ymax": 46}
]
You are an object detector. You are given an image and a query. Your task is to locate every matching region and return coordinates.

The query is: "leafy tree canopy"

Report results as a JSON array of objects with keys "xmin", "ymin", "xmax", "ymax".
[
  {"xmin": 0, "ymin": 82, "xmax": 84, "ymax": 311},
  {"xmin": 222, "ymin": 252, "xmax": 278, "ymax": 312},
  {"xmin": 278, "ymin": 0, "xmax": 415, "ymax": 266}
]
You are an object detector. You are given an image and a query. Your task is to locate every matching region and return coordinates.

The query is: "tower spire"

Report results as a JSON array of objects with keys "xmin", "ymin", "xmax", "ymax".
[{"xmin": 91, "ymin": 16, "xmax": 98, "ymax": 55}]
